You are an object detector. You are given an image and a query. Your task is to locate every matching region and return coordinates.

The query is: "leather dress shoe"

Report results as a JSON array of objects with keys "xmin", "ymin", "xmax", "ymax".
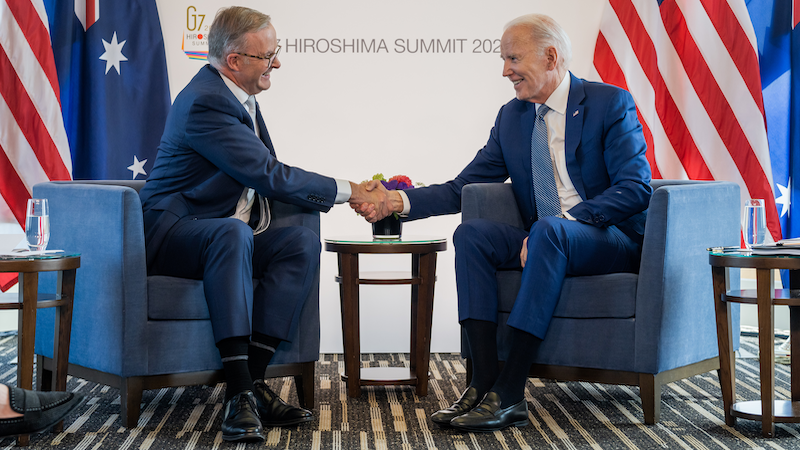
[
  {"xmin": 431, "ymin": 386, "xmax": 481, "ymax": 426},
  {"xmin": 0, "ymin": 387, "xmax": 83, "ymax": 437},
  {"xmin": 252, "ymin": 380, "xmax": 313, "ymax": 427},
  {"xmin": 450, "ymin": 392, "xmax": 528, "ymax": 432},
  {"xmin": 221, "ymin": 391, "xmax": 265, "ymax": 442}
]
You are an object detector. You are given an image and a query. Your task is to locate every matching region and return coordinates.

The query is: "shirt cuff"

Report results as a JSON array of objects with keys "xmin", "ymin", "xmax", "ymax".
[
  {"xmin": 563, "ymin": 210, "xmax": 576, "ymax": 221},
  {"xmin": 397, "ymin": 189, "xmax": 411, "ymax": 216},
  {"xmin": 334, "ymin": 179, "xmax": 351, "ymax": 204}
]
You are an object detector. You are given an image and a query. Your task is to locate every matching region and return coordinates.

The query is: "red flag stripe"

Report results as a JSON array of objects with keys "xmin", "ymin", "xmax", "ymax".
[
  {"xmin": 5, "ymin": 0, "xmax": 60, "ymax": 105},
  {"xmin": 0, "ymin": 46, "xmax": 71, "ymax": 182},
  {"xmin": 593, "ymin": 32, "xmax": 662, "ymax": 179},
  {"xmin": 610, "ymin": 0, "xmax": 714, "ymax": 180},
  {"xmin": 697, "ymin": 0, "xmax": 765, "ymax": 117},
  {"xmin": 0, "ymin": 142, "xmax": 32, "ymax": 226},
  {"xmin": 794, "ymin": 0, "xmax": 800, "ymax": 28},
  {"xmin": 659, "ymin": 0, "xmax": 780, "ymax": 240}
]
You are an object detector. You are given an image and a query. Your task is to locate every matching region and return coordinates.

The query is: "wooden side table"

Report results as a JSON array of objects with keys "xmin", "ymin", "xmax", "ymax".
[
  {"xmin": 710, "ymin": 250, "xmax": 800, "ymax": 438},
  {"xmin": 325, "ymin": 236, "xmax": 446, "ymax": 398},
  {"xmin": 0, "ymin": 254, "xmax": 80, "ymax": 446}
]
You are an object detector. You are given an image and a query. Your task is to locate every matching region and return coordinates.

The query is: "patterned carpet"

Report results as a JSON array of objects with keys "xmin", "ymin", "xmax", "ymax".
[{"xmin": 1, "ymin": 335, "xmax": 799, "ymax": 449}]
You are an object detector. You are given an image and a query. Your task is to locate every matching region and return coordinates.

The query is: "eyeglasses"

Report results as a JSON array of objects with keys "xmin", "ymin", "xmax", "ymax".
[{"xmin": 235, "ymin": 45, "xmax": 281, "ymax": 69}]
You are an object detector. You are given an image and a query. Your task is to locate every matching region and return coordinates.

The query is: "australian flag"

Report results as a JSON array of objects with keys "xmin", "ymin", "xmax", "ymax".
[
  {"xmin": 43, "ymin": 0, "xmax": 170, "ymax": 180},
  {"xmin": 751, "ymin": 0, "xmax": 800, "ymax": 238}
]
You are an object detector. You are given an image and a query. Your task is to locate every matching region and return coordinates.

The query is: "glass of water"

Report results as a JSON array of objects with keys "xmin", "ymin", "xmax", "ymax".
[
  {"xmin": 742, "ymin": 199, "xmax": 766, "ymax": 249},
  {"xmin": 25, "ymin": 198, "xmax": 50, "ymax": 251}
]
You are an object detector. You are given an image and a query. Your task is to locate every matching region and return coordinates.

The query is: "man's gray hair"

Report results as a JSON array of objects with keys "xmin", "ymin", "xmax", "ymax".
[
  {"xmin": 505, "ymin": 14, "xmax": 572, "ymax": 70},
  {"xmin": 208, "ymin": 6, "xmax": 272, "ymax": 67}
]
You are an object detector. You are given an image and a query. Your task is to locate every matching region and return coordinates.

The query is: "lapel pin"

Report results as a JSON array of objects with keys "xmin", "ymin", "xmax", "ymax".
[{"xmin": 573, "ymin": 110, "xmax": 579, "ymax": 117}]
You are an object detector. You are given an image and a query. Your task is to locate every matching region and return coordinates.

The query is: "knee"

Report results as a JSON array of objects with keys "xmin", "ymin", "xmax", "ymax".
[
  {"xmin": 528, "ymin": 217, "xmax": 568, "ymax": 247},
  {"xmin": 286, "ymin": 227, "xmax": 321, "ymax": 262},
  {"xmin": 453, "ymin": 219, "xmax": 493, "ymax": 251},
  {"xmin": 214, "ymin": 220, "xmax": 254, "ymax": 253}
]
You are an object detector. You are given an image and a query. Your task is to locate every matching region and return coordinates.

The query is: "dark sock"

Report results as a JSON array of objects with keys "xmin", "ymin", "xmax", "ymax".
[
  {"xmin": 248, "ymin": 332, "xmax": 281, "ymax": 382},
  {"xmin": 462, "ymin": 319, "xmax": 499, "ymax": 396},
  {"xmin": 217, "ymin": 336, "xmax": 253, "ymax": 403},
  {"xmin": 491, "ymin": 327, "xmax": 542, "ymax": 408}
]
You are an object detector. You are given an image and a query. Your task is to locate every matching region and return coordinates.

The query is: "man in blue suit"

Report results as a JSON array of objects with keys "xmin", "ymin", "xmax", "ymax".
[
  {"xmin": 139, "ymin": 6, "xmax": 386, "ymax": 443},
  {"xmin": 357, "ymin": 14, "xmax": 651, "ymax": 432}
]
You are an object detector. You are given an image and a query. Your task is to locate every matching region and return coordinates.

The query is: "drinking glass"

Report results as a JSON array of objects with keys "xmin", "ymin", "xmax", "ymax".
[
  {"xmin": 25, "ymin": 198, "xmax": 50, "ymax": 251},
  {"xmin": 742, "ymin": 198, "xmax": 766, "ymax": 249}
]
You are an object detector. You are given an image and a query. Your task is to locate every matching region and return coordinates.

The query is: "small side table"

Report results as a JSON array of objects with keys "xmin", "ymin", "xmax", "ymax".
[
  {"xmin": 0, "ymin": 254, "xmax": 80, "ymax": 446},
  {"xmin": 710, "ymin": 249, "xmax": 800, "ymax": 438},
  {"xmin": 325, "ymin": 236, "xmax": 446, "ymax": 398}
]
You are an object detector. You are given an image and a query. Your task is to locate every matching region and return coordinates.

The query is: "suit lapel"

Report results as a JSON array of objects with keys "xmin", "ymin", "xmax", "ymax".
[
  {"xmin": 519, "ymin": 101, "xmax": 536, "ymax": 206},
  {"xmin": 565, "ymin": 73, "xmax": 586, "ymax": 200},
  {"xmin": 255, "ymin": 103, "xmax": 276, "ymax": 157}
]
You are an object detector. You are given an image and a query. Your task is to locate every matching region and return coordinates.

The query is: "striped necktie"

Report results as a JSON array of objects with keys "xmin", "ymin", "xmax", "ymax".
[{"xmin": 531, "ymin": 104, "xmax": 561, "ymax": 219}]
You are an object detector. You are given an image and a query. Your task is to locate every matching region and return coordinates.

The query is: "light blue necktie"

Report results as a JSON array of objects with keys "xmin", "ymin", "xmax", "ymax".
[{"xmin": 531, "ymin": 104, "xmax": 561, "ymax": 219}]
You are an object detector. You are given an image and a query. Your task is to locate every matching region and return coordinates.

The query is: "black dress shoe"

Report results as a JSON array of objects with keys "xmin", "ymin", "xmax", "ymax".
[
  {"xmin": 252, "ymin": 380, "xmax": 313, "ymax": 427},
  {"xmin": 0, "ymin": 387, "xmax": 83, "ymax": 437},
  {"xmin": 431, "ymin": 386, "xmax": 481, "ymax": 426},
  {"xmin": 450, "ymin": 392, "xmax": 528, "ymax": 432},
  {"xmin": 221, "ymin": 391, "xmax": 265, "ymax": 442}
]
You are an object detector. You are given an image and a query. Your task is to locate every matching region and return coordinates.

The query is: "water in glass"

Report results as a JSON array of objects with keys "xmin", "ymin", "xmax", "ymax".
[
  {"xmin": 25, "ymin": 198, "xmax": 50, "ymax": 251},
  {"xmin": 742, "ymin": 199, "xmax": 766, "ymax": 249}
]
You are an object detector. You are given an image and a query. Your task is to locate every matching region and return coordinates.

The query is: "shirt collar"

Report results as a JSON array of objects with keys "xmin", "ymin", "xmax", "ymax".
[
  {"xmin": 540, "ymin": 71, "xmax": 571, "ymax": 116},
  {"xmin": 219, "ymin": 72, "xmax": 250, "ymax": 106}
]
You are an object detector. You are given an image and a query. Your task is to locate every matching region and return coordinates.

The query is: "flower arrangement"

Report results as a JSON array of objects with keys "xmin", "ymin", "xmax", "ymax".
[{"xmin": 369, "ymin": 173, "xmax": 420, "ymax": 191}]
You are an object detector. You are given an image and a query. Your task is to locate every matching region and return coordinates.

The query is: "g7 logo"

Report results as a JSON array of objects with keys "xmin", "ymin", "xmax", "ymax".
[{"xmin": 186, "ymin": 6, "xmax": 205, "ymax": 31}]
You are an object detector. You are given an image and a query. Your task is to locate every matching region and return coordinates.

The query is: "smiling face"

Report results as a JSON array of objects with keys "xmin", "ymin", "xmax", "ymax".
[
  {"xmin": 500, "ymin": 24, "xmax": 562, "ymax": 104},
  {"xmin": 226, "ymin": 24, "xmax": 281, "ymax": 95}
]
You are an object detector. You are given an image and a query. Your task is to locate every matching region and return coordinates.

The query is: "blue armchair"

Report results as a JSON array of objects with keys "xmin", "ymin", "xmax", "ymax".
[
  {"xmin": 32, "ymin": 180, "xmax": 320, "ymax": 427},
  {"xmin": 460, "ymin": 179, "xmax": 741, "ymax": 424}
]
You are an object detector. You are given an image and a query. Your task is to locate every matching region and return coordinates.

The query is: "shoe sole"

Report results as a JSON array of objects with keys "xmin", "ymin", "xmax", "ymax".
[
  {"xmin": 261, "ymin": 415, "xmax": 315, "ymax": 427},
  {"xmin": 451, "ymin": 419, "xmax": 529, "ymax": 433},
  {"xmin": 222, "ymin": 431, "xmax": 266, "ymax": 442}
]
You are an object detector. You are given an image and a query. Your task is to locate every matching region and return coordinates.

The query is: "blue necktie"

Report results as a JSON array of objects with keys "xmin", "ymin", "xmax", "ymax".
[{"xmin": 531, "ymin": 104, "xmax": 561, "ymax": 219}]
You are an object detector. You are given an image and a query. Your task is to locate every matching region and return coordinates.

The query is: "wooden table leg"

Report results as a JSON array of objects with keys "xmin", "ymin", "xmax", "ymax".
[
  {"xmin": 17, "ymin": 272, "xmax": 39, "ymax": 447},
  {"xmin": 712, "ymin": 265, "xmax": 736, "ymax": 427},
  {"xmin": 790, "ymin": 270, "xmax": 800, "ymax": 403},
  {"xmin": 411, "ymin": 252, "xmax": 437, "ymax": 397},
  {"xmin": 756, "ymin": 267, "xmax": 775, "ymax": 438},
  {"xmin": 51, "ymin": 269, "xmax": 76, "ymax": 433},
  {"xmin": 339, "ymin": 253, "xmax": 362, "ymax": 398}
]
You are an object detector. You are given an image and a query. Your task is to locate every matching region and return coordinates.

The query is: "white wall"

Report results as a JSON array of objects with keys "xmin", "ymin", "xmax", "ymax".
[{"xmin": 153, "ymin": 0, "xmax": 606, "ymax": 353}]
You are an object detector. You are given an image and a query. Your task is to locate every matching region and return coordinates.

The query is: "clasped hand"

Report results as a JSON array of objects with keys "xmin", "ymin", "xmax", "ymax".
[{"xmin": 349, "ymin": 180, "xmax": 393, "ymax": 223}]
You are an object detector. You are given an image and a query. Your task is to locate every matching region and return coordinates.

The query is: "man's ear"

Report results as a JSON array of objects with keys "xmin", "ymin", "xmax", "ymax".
[
  {"xmin": 225, "ymin": 53, "xmax": 240, "ymax": 72},
  {"xmin": 545, "ymin": 46, "xmax": 558, "ymax": 70}
]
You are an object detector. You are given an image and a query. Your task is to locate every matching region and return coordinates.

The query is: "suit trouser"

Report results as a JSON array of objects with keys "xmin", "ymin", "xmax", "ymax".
[
  {"xmin": 150, "ymin": 217, "xmax": 320, "ymax": 343},
  {"xmin": 453, "ymin": 217, "xmax": 641, "ymax": 340}
]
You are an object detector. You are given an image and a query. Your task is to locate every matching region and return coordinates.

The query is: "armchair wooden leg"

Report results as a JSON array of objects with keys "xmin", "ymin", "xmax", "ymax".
[
  {"xmin": 120, "ymin": 377, "xmax": 144, "ymax": 428},
  {"xmin": 294, "ymin": 361, "xmax": 316, "ymax": 410},
  {"xmin": 639, "ymin": 373, "xmax": 661, "ymax": 424}
]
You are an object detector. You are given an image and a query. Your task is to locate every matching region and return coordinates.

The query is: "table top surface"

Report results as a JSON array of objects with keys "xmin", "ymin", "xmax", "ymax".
[
  {"xmin": 709, "ymin": 248, "xmax": 800, "ymax": 270},
  {"xmin": 325, "ymin": 236, "xmax": 446, "ymax": 245},
  {"xmin": 0, "ymin": 253, "xmax": 81, "ymax": 272}
]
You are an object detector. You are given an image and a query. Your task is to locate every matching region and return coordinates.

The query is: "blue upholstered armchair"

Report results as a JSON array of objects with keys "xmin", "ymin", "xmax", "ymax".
[
  {"xmin": 32, "ymin": 181, "xmax": 320, "ymax": 428},
  {"xmin": 460, "ymin": 179, "xmax": 741, "ymax": 424}
]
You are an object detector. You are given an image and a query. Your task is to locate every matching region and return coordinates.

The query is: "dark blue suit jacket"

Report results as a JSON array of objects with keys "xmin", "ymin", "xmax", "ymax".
[
  {"xmin": 404, "ymin": 73, "xmax": 651, "ymax": 241},
  {"xmin": 140, "ymin": 65, "xmax": 337, "ymax": 266}
]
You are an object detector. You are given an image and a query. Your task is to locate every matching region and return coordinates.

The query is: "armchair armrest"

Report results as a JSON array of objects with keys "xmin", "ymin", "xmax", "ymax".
[
  {"xmin": 32, "ymin": 181, "xmax": 148, "ymax": 375},
  {"xmin": 462, "ymin": 183, "xmax": 524, "ymax": 229}
]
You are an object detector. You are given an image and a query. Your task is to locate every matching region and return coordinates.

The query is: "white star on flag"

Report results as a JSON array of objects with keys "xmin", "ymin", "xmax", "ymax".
[
  {"xmin": 127, "ymin": 155, "xmax": 147, "ymax": 179},
  {"xmin": 776, "ymin": 180, "xmax": 791, "ymax": 218},
  {"xmin": 99, "ymin": 32, "xmax": 128, "ymax": 75}
]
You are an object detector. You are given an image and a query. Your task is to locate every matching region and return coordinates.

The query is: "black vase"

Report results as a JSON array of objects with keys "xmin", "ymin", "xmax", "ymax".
[{"xmin": 372, "ymin": 214, "xmax": 402, "ymax": 239}]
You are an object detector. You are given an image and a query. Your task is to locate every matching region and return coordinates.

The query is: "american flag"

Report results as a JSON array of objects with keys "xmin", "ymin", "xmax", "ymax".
[
  {"xmin": 0, "ymin": 0, "xmax": 73, "ymax": 291},
  {"xmin": 591, "ymin": 0, "xmax": 781, "ymax": 242}
]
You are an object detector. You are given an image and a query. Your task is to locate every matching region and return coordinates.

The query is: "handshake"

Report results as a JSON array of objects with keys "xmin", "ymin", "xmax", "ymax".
[{"xmin": 347, "ymin": 180, "xmax": 403, "ymax": 222}]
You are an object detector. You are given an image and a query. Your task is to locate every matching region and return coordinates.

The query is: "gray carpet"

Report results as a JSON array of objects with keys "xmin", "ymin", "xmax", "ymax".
[{"xmin": 2, "ymin": 335, "xmax": 800, "ymax": 449}]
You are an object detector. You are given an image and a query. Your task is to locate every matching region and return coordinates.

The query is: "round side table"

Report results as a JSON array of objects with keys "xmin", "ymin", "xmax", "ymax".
[
  {"xmin": 0, "ymin": 253, "xmax": 80, "ymax": 446},
  {"xmin": 325, "ymin": 236, "xmax": 447, "ymax": 398},
  {"xmin": 710, "ymin": 249, "xmax": 800, "ymax": 438}
]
